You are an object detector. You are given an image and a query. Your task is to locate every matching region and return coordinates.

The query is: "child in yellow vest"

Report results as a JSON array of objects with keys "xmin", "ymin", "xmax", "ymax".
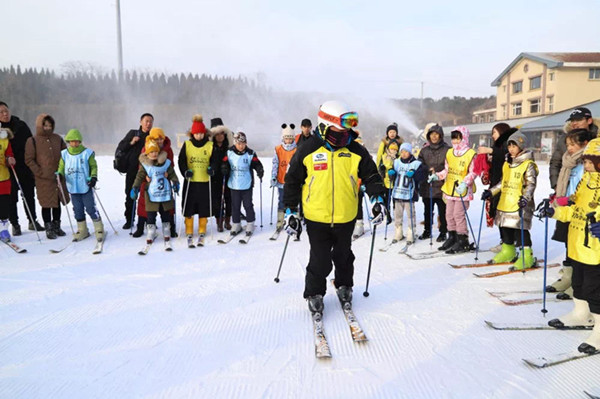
[
  {"xmin": 540, "ymin": 138, "xmax": 600, "ymax": 354},
  {"xmin": 0, "ymin": 127, "xmax": 16, "ymax": 242},
  {"xmin": 270, "ymin": 124, "xmax": 297, "ymax": 232},
  {"xmin": 428, "ymin": 127, "xmax": 476, "ymax": 253},
  {"xmin": 177, "ymin": 115, "xmax": 214, "ymax": 247},
  {"xmin": 481, "ymin": 130, "xmax": 538, "ymax": 269}
]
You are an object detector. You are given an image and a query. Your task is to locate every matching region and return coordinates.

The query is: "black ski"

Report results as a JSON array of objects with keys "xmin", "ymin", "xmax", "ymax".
[{"xmin": 485, "ymin": 320, "xmax": 592, "ymax": 331}]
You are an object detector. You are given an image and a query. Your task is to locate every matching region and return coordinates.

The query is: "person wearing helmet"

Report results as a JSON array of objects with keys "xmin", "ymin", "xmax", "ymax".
[
  {"xmin": 283, "ymin": 100, "xmax": 387, "ymax": 316},
  {"xmin": 538, "ymin": 138, "xmax": 600, "ymax": 355}
]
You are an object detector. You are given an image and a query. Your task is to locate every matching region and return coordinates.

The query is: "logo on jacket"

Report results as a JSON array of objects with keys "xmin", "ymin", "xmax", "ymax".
[
  {"xmin": 313, "ymin": 153, "xmax": 327, "ymax": 162},
  {"xmin": 338, "ymin": 153, "xmax": 351, "ymax": 158}
]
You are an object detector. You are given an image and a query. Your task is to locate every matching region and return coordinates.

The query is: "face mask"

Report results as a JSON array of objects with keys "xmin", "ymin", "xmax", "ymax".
[{"xmin": 0, "ymin": 129, "xmax": 7, "ymax": 139}]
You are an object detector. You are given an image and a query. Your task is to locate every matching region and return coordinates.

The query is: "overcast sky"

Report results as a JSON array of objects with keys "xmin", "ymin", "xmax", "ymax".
[{"xmin": 3, "ymin": 0, "xmax": 599, "ymax": 100}]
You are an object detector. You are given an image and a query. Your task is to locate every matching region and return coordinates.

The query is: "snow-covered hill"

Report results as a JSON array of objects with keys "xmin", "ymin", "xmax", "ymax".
[{"xmin": 0, "ymin": 156, "xmax": 598, "ymax": 399}]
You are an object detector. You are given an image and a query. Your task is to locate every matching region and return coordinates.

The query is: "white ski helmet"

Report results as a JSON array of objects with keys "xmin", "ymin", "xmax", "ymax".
[{"xmin": 317, "ymin": 100, "xmax": 358, "ymax": 130}]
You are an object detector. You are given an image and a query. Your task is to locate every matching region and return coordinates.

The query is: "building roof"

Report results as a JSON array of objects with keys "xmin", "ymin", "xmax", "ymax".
[
  {"xmin": 491, "ymin": 52, "xmax": 600, "ymax": 86},
  {"xmin": 519, "ymin": 99, "xmax": 600, "ymax": 132}
]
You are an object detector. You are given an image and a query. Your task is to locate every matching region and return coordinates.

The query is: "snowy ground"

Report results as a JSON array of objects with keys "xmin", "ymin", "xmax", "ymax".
[{"xmin": 1, "ymin": 156, "xmax": 599, "ymax": 399}]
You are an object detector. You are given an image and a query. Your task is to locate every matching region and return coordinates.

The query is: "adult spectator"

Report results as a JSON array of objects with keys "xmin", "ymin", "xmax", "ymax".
[
  {"xmin": 0, "ymin": 101, "xmax": 44, "ymax": 235},
  {"xmin": 295, "ymin": 118, "xmax": 313, "ymax": 148},
  {"xmin": 115, "ymin": 113, "xmax": 153, "ymax": 229}
]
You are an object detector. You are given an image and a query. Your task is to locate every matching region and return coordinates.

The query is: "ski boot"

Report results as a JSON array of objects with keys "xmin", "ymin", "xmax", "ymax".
[
  {"xmin": 436, "ymin": 231, "xmax": 447, "ymax": 243},
  {"xmin": 578, "ymin": 313, "xmax": 600, "ymax": 354},
  {"xmin": 510, "ymin": 247, "xmax": 535, "ymax": 270},
  {"xmin": 352, "ymin": 220, "xmax": 364, "ymax": 239},
  {"xmin": 446, "ymin": 234, "xmax": 470, "ymax": 254},
  {"xmin": 307, "ymin": 295, "xmax": 324, "ymax": 315},
  {"xmin": 245, "ymin": 221, "xmax": 255, "ymax": 235},
  {"xmin": 73, "ymin": 220, "xmax": 90, "ymax": 242},
  {"xmin": 556, "ymin": 286, "xmax": 573, "ymax": 300},
  {"xmin": 230, "ymin": 222, "xmax": 242, "ymax": 236},
  {"xmin": 12, "ymin": 223, "xmax": 22, "ymax": 236},
  {"xmin": 29, "ymin": 220, "xmax": 45, "ymax": 231},
  {"xmin": 438, "ymin": 231, "xmax": 456, "ymax": 251},
  {"xmin": 548, "ymin": 298, "xmax": 594, "ymax": 329},
  {"xmin": 418, "ymin": 230, "xmax": 431, "ymax": 240},
  {"xmin": 54, "ymin": 221, "xmax": 66, "ymax": 237},
  {"xmin": 146, "ymin": 224, "xmax": 157, "ymax": 244},
  {"xmin": 93, "ymin": 219, "xmax": 105, "ymax": 242},
  {"xmin": 163, "ymin": 222, "xmax": 171, "ymax": 242},
  {"xmin": 546, "ymin": 266, "xmax": 572, "ymax": 293},
  {"xmin": 0, "ymin": 220, "xmax": 10, "ymax": 242},
  {"xmin": 491, "ymin": 243, "xmax": 516, "ymax": 264},
  {"xmin": 132, "ymin": 217, "xmax": 146, "ymax": 238},
  {"xmin": 45, "ymin": 222, "xmax": 57, "ymax": 239},
  {"xmin": 392, "ymin": 225, "xmax": 404, "ymax": 244},
  {"xmin": 336, "ymin": 286, "xmax": 353, "ymax": 309}
]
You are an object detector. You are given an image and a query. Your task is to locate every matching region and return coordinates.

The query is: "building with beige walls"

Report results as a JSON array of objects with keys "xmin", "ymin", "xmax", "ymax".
[{"xmin": 491, "ymin": 52, "xmax": 600, "ymax": 120}]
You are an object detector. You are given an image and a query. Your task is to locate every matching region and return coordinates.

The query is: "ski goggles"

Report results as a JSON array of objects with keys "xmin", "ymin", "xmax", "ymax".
[{"xmin": 318, "ymin": 110, "xmax": 359, "ymax": 130}]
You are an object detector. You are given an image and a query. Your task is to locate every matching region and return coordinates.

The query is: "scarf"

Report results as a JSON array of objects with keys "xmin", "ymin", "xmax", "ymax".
[{"xmin": 555, "ymin": 147, "xmax": 584, "ymax": 196}]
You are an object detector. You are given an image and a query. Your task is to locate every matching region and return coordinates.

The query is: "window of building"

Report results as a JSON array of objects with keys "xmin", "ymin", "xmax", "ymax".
[
  {"xmin": 549, "ymin": 72, "xmax": 555, "ymax": 81},
  {"xmin": 501, "ymin": 104, "xmax": 507, "ymax": 118},
  {"xmin": 590, "ymin": 68, "xmax": 600, "ymax": 80},
  {"xmin": 512, "ymin": 81, "xmax": 522, "ymax": 94},
  {"xmin": 529, "ymin": 98, "xmax": 540, "ymax": 114},
  {"xmin": 512, "ymin": 102, "xmax": 522, "ymax": 116},
  {"xmin": 547, "ymin": 96, "xmax": 554, "ymax": 112},
  {"xmin": 502, "ymin": 85, "xmax": 506, "ymax": 92},
  {"xmin": 529, "ymin": 76, "xmax": 541, "ymax": 90}
]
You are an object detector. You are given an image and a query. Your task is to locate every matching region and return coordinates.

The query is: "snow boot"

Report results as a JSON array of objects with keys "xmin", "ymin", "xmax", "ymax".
[
  {"xmin": 336, "ymin": 286, "xmax": 352, "ymax": 309},
  {"xmin": 29, "ymin": 220, "xmax": 45, "ymax": 231},
  {"xmin": 436, "ymin": 232, "xmax": 447, "ymax": 243},
  {"xmin": 73, "ymin": 220, "xmax": 90, "ymax": 242},
  {"xmin": 446, "ymin": 234, "xmax": 470, "ymax": 254},
  {"xmin": 556, "ymin": 286, "xmax": 573, "ymax": 300},
  {"xmin": 245, "ymin": 221, "xmax": 255, "ymax": 235},
  {"xmin": 224, "ymin": 216, "xmax": 232, "ymax": 230},
  {"xmin": 230, "ymin": 222, "xmax": 242, "ymax": 236},
  {"xmin": 307, "ymin": 295, "xmax": 324, "ymax": 314},
  {"xmin": 353, "ymin": 220, "xmax": 364, "ymax": 238},
  {"xmin": 0, "ymin": 220, "xmax": 10, "ymax": 241},
  {"xmin": 418, "ymin": 230, "xmax": 431, "ymax": 240},
  {"xmin": 11, "ymin": 223, "xmax": 21, "ymax": 236},
  {"xmin": 132, "ymin": 218, "xmax": 146, "ymax": 238},
  {"xmin": 546, "ymin": 266, "xmax": 572, "ymax": 293},
  {"xmin": 438, "ymin": 231, "xmax": 456, "ymax": 251},
  {"xmin": 510, "ymin": 247, "xmax": 535, "ymax": 270},
  {"xmin": 578, "ymin": 313, "xmax": 600, "ymax": 354},
  {"xmin": 216, "ymin": 217, "xmax": 224, "ymax": 232},
  {"xmin": 491, "ymin": 243, "xmax": 516, "ymax": 264},
  {"xmin": 162, "ymin": 222, "xmax": 171, "ymax": 242},
  {"xmin": 276, "ymin": 210, "xmax": 285, "ymax": 231},
  {"xmin": 45, "ymin": 222, "xmax": 57, "ymax": 239},
  {"xmin": 548, "ymin": 298, "xmax": 594, "ymax": 329},
  {"xmin": 54, "ymin": 221, "xmax": 66, "ymax": 237},
  {"xmin": 93, "ymin": 219, "xmax": 105, "ymax": 242},
  {"xmin": 146, "ymin": 224, "xmax": 157, "ymax": 244}
]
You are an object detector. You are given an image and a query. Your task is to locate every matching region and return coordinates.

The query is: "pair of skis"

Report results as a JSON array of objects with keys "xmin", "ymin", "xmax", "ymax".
[
  {"xmin": 217, "ymin": 231, "xmax": 253, "ymax": 244},
  {"xmin": 138, "ymin": 234, "xmax": 171, "ymax": 255},
  {"xmin": 401, "ymin": 247, "xmax": 492, "ymax": 260},
  {"xmin": 49, "ymin": 234, "xmax": 107, "ymax": 254}
]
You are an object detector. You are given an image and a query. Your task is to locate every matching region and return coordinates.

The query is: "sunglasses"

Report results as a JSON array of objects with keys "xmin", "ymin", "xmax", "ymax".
[{"xmin": 318, "ymin": 110, "xmax": 358, "ymax": 130}]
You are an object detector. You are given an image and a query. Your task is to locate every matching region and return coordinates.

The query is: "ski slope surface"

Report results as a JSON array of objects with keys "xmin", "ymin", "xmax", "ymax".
[{"xmin": 0, "ymin": 156, "xmax": 598, "ymax": 399}]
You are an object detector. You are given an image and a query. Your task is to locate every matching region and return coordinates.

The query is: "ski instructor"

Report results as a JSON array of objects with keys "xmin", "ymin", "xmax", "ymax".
[{"xmin": 283, "ymin": 100, "xmax": 388, "ymax": 315}]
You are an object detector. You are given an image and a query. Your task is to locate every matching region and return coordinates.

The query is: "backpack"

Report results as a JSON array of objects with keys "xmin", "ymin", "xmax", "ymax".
[{"xmin": 113, "ymin": 147, "xmax": 129, "ymax": 173}]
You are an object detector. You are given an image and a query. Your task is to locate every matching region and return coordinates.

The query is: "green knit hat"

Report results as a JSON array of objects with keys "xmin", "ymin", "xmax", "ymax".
[{"xmin": 65, "ymin": 129, "xmax": 83, "ymax": 142}]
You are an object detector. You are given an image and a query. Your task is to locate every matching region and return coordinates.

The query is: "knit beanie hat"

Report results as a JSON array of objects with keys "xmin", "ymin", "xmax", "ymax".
[
  {"xmin": 234, "ymin": 131, "xmax": 247, "ymax": 144},
  {"xmin": 301, "ymin": 118, "xmax": 312, "ymax": 127},
  {"xmin": 400, "ymin": 142, "xmax": 412, "ymax": 153},
  {"xmin": 145, "ymin": 139, "xmax": 160, "ymax": 154},
  {"xmin": 65, "ymin": 129, "xmax": 83, "ymax": 142},
  {"xmin": 191, "ymin": 114, "xmax": 206, "ymax": 134},
  {"xmin": 507, "ymin": 130, "xmax": 529, "ymax": 150},
  {"xmin": 386, "ymin": 123, "xmax": 398, "ymax": 135},
  {"xmin": 281, "ymin": 123, "xmax": 295, "ymax": 139},
  {"xmin": 148, "ymin": 127, "xmax": 165, "ymax": 140}
]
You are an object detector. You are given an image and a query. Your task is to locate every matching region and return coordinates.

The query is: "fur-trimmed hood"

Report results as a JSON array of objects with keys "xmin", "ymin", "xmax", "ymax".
[
  {"xmin": 210, "ymin": 125, "xmax": 234, "ymax": 147},
  {"xmin": 139, "ymin": 150, "xmax": 168, "ymax": 166},
  {"xmin": 35, "ymin": 113, "xmax": 55, "ymax": 137},
  {"xmin": 563, "ymin": 117, "xmax": 600, "ymax": 137}
]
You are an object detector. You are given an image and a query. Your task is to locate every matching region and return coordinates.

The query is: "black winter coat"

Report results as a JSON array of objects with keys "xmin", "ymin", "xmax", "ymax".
[
  {"xmin": 418, "ymin": 141, "xmax": 450, "ymax": 199},
  {"xmin": 4, "ymin": 115, "xmax": 34, "ymax": 180},
  {"xmin": 116, "ymin": 128, "xmax": 150, "ymax": 175}
]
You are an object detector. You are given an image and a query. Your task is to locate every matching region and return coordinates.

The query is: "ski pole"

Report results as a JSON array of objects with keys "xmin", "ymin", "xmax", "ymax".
[
  {"xmin": 519, "ymin": 206, "xmax": 526, "ymax": 274},
  {"xmin": 9, "ymin": 165, "xmax": 42, "ymax": 243},
  {"xmin": 363, "ymin": 223, "xmax": 378, "ymax": 297},
  {"xmin": 270, "ymin": 186, "xmax": 275, "ymax": 225},
  {"xmin": 55, "ymin": 173, "xmax": 75, "ymax": 235},
  {"xmin": 384, "ymin": 186, "xmax": 392, "ymax": 240},
  {"xmin": 178, "ymin": 177, "xmax": 191, "ymax": 238},
  {"xmin": 220, "ymin": 176, "xmax": 226, "ymax": 221},
  {"xmin": 259, "ymin": 178, "xmax": 263, "ymax": 229},
  {"xmin": 93, "ymin": 188, "xmax": 117, "ymax": 235},
  {"xmin": 456, "ymin": 182, "xmax": 476, "ymax": 248},
  {"xmin": 409, "ymin": 182, "xmax": 415, "ymax": 244},
  {"xmin": 274, "ymin": 234, "xmax": 292, "ymax": 283},
  {"xmin": 208, "ymin": 175, "xmax": 213, "ymax": 240},
  {"xmin": 362, "ymin": 190, "xmax": 373, "ymax": 235},
  {"xmin": 541, "ymin": 198, "xmax": 550, "ymax": 316},
  {"xmin": 474, "ymin": 199, "xmax": 485, "ymax": 261},
  {"xmin": 429, "ymin": 183, "xmax": 434, "ymax": 247}
]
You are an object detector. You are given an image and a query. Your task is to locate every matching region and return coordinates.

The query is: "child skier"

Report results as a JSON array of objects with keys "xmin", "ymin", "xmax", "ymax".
[
  {"xmin": 56, "ymin": 129, "xmax": 104, "ymax": 243},
  {"xmin": 177, "ymin": 115, "xmax": 214, "ymax": 247},
  {"xmin": 540, "ymin": 137, "xmax": 600, "ymax": 354},
  {"xmin": 481, "ymin": 130, "xmax": 538, "ymax": 269},
  {"xmin": 131, "ymin": 138, "xmax": 179, "ymax": 249},
  {"xmin": 428, "ymin": 126, "xmax": 477, "ymax": 254},
  {"xmin": 219, "ymin": 131, "xmax": 264, "ymax": 238},
  {"xmin": 0, "ymin": 127, "xmax": 16, "ymax": 242},
  {"xmin": 388, "ymin": 142, "xmax": 426, "ymax": 244},
  {"xmin": 271, "ymin": 124, "xmax": 297, "ymax": 233}
]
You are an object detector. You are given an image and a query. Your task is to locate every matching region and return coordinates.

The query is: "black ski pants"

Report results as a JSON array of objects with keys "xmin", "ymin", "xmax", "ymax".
[
  {"xmin": 571, "ymin": 260, "xmax": 600, "ymax": 314},
  {"xmin": 422, "ymin": 197, "xmax": 447, "ymax": 234},
  {"xmin": 124, "ymin": 170, "xmax": 137, "ymax": 224},
  {"xmin": 304, "ymin": 219, "xmax": 355, "ymax": 298},
  {"xmin": 500, "ymin": 227, "xmax": 532, "ymax": 247}
]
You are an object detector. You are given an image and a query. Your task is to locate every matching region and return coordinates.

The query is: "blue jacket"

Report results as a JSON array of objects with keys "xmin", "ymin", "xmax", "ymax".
[{"xmin": 391, "ymin": 155, "xmax": 426, "ymax": 201}]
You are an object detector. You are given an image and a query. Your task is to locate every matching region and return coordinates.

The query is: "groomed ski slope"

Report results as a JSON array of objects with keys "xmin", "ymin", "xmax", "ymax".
[{"xmin": 0, "ymin": 156, "xmax": 598, "ymax": 399}]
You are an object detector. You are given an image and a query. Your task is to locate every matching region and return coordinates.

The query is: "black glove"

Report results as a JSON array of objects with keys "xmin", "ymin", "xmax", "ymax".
[
  {"xmin": 371, "ymin": 197, "xmax": 389, "ymax": 226},
  {"xmin": 538, "ymin": 205, "xmax": 555, "ymax": 218},
  {"xmin": 284, "ymin": 209, "xmax": 302, "ymax": 236},
  {"xmin": 184, "ymin": 169, "xmax": 194, "ymax": 178},
  {"xmin": 87, "ymin": 177, "xmax": 97, "ymax": 188},
  {"xmin": 481, "ymin": 190, "xmax": 492, "ymax": 201},
  {"xmin": 518, "ymin": 196, "xmax": 528, "ymax": 209},
  {"xmin": 207, "ymin": 166, "xmax": 215, "ymax": 177}
]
